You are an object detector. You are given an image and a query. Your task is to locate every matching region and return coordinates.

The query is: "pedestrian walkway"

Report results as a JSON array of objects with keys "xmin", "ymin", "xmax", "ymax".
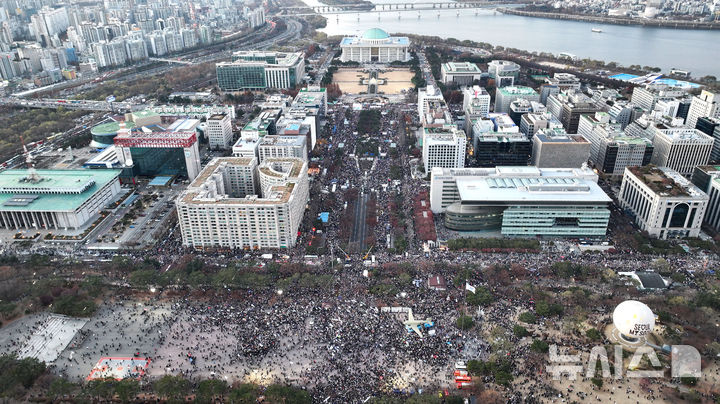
[{"xmin": 18, "ymin": 314, "xmax": 88, "ymax": 363}]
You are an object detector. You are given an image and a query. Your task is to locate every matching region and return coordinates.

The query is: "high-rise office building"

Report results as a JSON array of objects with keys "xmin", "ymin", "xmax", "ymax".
[
  {"xmin": 544, "ymin": 73, "xmax": 581, "ymax": 92},
  {"xmin": 216, "ymin": 51, "xmax": 304, "ymax": 91},
  {"xmin": 113, "ymin": 120, "xmax": 202, "ymax": 180},
  {"xmin": 547, "ymin": 91, "xmax": 600, "ymax": 134},
  {"xmin": 422, "ymin": 126, "xmax": 466, "ymax": 173},
  {"xmin": 519, "ymin": 112, "xmax": 563, "ymax": 138},
  {"xmin": 462, "ymin": 86, "xmax": 491, "ymax": 135},
  {"xmin": 487, "ymin": 60, "xmax": 519, "ymax": 87},
  {"xmin": 630, "ymin": 83, "xmax": 686, "ymax": 112},
  {"xmin": 176, "ymin": 157, "xmax": 309, "ymax": 249},
  {"xmin": 696, "ymin": 117, "xmax": 720, "ymax": 162},
  {"xmin": 258, "ymin": 135, "xmax": 308, "ymax": 162},
  {"xmin": 531, "ymin": 128, "xmax": 591, "ymax": 169},
  {"xmin": 494, "ymin": 86, "xmax": 540, "ymax": 114},
  {"xmin": 206, "ymin": 113, "xmax": 233, "ymax": 149},
  {"xmin": 650, "ymin": 127, "xmax": 714, "ymax": 176},
  {"xmin": 474, "ymin": 132, "xmax": 531, "ymax": 167},
  {"xmin": 687, "ymin": 90, "xmax": 720, "ymax": 129}
]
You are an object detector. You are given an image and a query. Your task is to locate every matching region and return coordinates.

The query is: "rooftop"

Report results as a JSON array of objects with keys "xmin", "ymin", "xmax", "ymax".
[
  {"xmin": 655, "ymin": 127, "xmax": 714, "ymax": 142},
  {"xmin": 442, "ymin": 62, "xmax": 482, "ymax": 73},
  {"xmin": 628, "ymin": 165, "xmax": 705, "ymax": 198},
  {"xmin": 340, "ymin": 29, "xmax": 409, "ymax": 46},
  {"xmin": 477, "ymin": 132, "xmax": 528, "ymax": 143},
  {"xmin": 242, "ymin": 118, "xmax": 274, "ymax": 132},
  {"xmin": 0, "ymin": 169, "xmax": 121, "ymax": 212},
  {"xmin": 91, "ymin": 120, "xmax": 136, "ymax": 135},
  {"xmin": 181, "ymin": 157, "xmax": 304, "ymax": 206},
  {"xmin": 498, "ymin": 86, "xmax": 538, "ymax": 96},
  {"xmin": 220, "ymin": 51, "xmax": 303, "ymax": 67},
  {"xmin": 259, "ymin": 135, "xmax": 306, "ymax": 147},
  {"xmin": 132, "ymin": 110, "xmax": 161, "ymax": 119},
  {"xmin": 363, "ymin": 28, "xmax": 389, "ymax": 39},
  {"xmin": 488, "ymin": 60, "xmax": 520, "ymax": 72},
  {"xmin": 535, "ymin": 133, "xmax": 589, "ymax": 144},
  {"xmin": 454, "ymin": 167, "xmax": 611, "ymax": 204},
  {"xmin": 606, "ymin": 136, "xmax": 653, "ymax": 146}
]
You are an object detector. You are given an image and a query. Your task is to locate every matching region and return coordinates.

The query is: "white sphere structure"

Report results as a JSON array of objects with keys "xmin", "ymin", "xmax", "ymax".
[{"xmin": 613, "ymin": 300, "xmax": 655, "ymax": 338}]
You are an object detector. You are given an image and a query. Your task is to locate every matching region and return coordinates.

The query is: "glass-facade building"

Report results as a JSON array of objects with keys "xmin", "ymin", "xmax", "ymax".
[
  {"xmin": 129, "ymin": 147, "xmax": 188, "ymax": 177},
  {"xmin": 431, "ymin": 166, "xmax": 612, "ymax": 237},
  {"xmin": 216, "ymin": 51, "xmax": 304, "ymax": 91},
  {"xmin": 217, "ymin": 64, "xmax": 266, "ymax": 90}
]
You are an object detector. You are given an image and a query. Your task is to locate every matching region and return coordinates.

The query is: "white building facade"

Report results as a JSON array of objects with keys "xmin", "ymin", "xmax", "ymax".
[
  {"xmin": 619, "ymin": 166, "xmax": 708, "ymax": 239},
  {"xmin": 422, "ymin": 126, "xmax": 466, "ymax": 174},
  {"xmin": 176, "ymin": 157, "xmax": 309, "ymax": 249},
  {"xmin": 206, "ymin": 113, "xmax": 233, "ymax": 149},
  {"xmin": 339, "ymin": 28, "xmax": 410, "ymax": 63},
  {"xmin": 650, "ymin": 127, "xmax": 713, "ymax": 176}
]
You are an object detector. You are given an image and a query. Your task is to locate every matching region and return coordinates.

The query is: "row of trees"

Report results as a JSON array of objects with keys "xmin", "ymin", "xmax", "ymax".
[
  {"xmin": 128, "ymin": 259, "xmax": 336, "ymax": 292},
  {"xmin": 447, "ymin": 238, "xmax": 541, "ymax": 251},
  {"xmin": 1, "ymin": 364, "xmax": 310, "ymax": 403}
]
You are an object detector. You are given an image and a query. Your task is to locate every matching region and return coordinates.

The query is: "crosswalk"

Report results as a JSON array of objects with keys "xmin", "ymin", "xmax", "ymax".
[{"xmin": 18, "ymin": 315, "xmax": 88, "ymax": 364}]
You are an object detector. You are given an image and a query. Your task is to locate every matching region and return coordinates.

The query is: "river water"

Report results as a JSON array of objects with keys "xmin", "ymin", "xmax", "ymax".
[{"xmin": 301, "ymin": 0, "xmax": 720, "ymax": 77}]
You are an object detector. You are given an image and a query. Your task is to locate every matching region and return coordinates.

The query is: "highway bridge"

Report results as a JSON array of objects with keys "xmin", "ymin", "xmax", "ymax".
[
  {"xmin": 0, "ymin": 97, "xmax": 137, "ymax": 112},
  {"xmin": 148, "ymin": 57, "xmax": 195, "ymax": 65},
  {"xmin": 282, "ymin": 1, "xmax": 499, "ymax": 13}
]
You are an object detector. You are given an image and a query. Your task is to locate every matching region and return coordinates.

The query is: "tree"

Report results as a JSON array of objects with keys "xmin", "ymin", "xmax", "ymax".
[
  {"xmin": 228, "ymin": 383, "xmax": 258, "ymax": 403},
  {"xmin": 114, "ymin": 379, "xmax": 139, "ymax": 402},
  {"xmin": 535, "ymin": 300, "xmax": 563, "ymax": 317},
  {"xmin": 0, "ymin": 355, "xmax": 46, "ymax": 396},
  {"xmin": 513, "ymin": 324, "xmax": 529, "ymax": 337},
  {"xmin": 466, "ymin": 286, "xmax": 493, "ymax": 306},
  {"xmin": 48, "ymin": 378, "xmax": 76, "ymax": 400},
  {"xmin": 129, "ymin": 269, "xmax": 158, "ymax": 287},
  {"xmin": 83, "ymin": 379, "xmax": 115, "ymax": 401},
  {"xmin": 154, "ymin": 375, "xmax": 190, "ymax": 401},
  {"xmin": 264, "ymin": 384, "xmax": 311, "ymax": 404},
  {"xmin": 195, "ymin": 379, "xmax": 227, "ymax": 403},
  {"xmin": 466, "ymin": 359, "xmax": 487, "ymax": 375},
  {"xmin": 518, "ymin": 311, "xmax": 537, "ymax": 324},
  {"xmin": 586, "ymin": 328, "xmax": 602, "ymax": 341},
  {"xmin": 680, "ymin": 375, "xmax": 698, "ymax": 386},
  {"xmin": 456, "ymin": 315, "xmax": 474, "ymax": 330},
  {"xmin": 530, "ymin": 340, "xmax": 550, "ymax": 353}
]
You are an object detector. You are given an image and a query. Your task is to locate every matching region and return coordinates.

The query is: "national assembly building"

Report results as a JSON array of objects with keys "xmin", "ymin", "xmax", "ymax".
[{"xmin": 339, "ymin": 28, "xmax": 410, "ymax": 63}]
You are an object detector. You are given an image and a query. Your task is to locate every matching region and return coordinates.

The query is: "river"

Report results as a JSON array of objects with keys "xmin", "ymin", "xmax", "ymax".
[{"xmin": 301, "ymin": 0, "xmax": 720, "ymax": 78}]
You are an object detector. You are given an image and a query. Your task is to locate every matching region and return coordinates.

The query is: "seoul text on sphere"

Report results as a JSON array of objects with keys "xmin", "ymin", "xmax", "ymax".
[{"xmin": 612, "ymin": 300, "xmax": 655, "ymax": 337}]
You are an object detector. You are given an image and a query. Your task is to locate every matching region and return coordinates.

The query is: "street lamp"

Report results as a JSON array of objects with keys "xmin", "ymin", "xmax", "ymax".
[{"xmin": 277, "ymin": 289, "xmax": 283, "ymax": 296}]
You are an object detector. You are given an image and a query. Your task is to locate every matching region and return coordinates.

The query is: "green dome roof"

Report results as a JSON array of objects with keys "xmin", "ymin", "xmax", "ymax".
[
  {"xmin": 90, "ymin": 121, "xmax": 136, "ymax": 136},
  {"xmin": 362, "ymin": 28, "xmax": 390, "ymax": 40}
]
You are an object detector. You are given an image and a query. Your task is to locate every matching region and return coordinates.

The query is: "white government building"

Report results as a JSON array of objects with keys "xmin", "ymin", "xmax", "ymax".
[
  {"xmin": 340, "ymin": 28, "xmax": 410, "ymax": 63},
  {"xmin": 618, "ymin": 165, "xmax": 708, "ymax": 239},
  {"xmin": 176, "ymin": 157, "xmax": 309, "ymax": 249},
  {"xmin": 422, "ymin": 126, "xmax": 467, "ymax": 174}
]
